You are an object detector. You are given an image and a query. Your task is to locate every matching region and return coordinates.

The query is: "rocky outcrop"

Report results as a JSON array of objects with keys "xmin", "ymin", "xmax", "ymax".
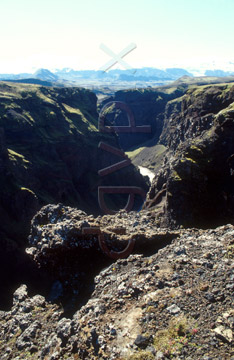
[
  {"xmin": 1, "ymin": 213, "xmax": 234, "ymax": 359},
  {"xmin": 1, "ymin": 79, "xmax": 234, "ymax": 360},
  {"xmin": 144, "ymin": 83, "xmax": 234, "ymax": 228},
  {"xmin": 99, "ymin": 87, "xmax": 185, "ymax": 150},
  {"xmin": 25, "ymin": 204, "xmax": 178, "ymax": 315},
  {"xmin": 0, "ymin": 82, "xmax": 147, "ymax": 218},
  {"xmin": 0, "ymin": 82, "xmax": 148, "ymax": 308},
  {"xmin": 160, "ymin": 84, "xmax": 234, "ymax": 150}
]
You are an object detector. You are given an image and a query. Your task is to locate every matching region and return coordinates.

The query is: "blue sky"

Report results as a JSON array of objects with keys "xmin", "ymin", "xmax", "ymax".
[{"xmin": 0, "ymin": 0, "xmax": 234, "ymax": 73}]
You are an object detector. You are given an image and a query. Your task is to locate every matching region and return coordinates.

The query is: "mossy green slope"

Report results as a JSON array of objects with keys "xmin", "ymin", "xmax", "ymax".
[
  {"xmin": 0, "ymin": 82, "xmax": 148, "ymax": 307},
  {"xmin": 0, "ymin": 82, "xmax": 146, "ymax": 217}
]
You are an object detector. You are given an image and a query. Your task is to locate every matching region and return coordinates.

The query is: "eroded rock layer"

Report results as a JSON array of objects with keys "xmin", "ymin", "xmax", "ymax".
[
  {"xmin": 144, "ymin": 83, "xmax": 234, "ymax": 228},
  {"xmin": 0, "ymin": 210, "xmax": 233, "ymax": 359}
]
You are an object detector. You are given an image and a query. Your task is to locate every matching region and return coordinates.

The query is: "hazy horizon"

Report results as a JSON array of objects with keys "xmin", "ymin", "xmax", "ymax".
[{"xmin": 1, "ymin": 0, "xmax": 234, "ymax": 74}]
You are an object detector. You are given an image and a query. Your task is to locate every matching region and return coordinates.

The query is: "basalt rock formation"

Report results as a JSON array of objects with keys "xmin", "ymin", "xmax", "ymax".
[
  {"xmin": 1, "ymin": 79, "xmax": 234, "ymax": 360},
  {"xmin": 99, "ymin": 86, "xmax": 185, "ymax": 151},
  {"xmin": 0, "ymin": 82, "xmax": 148, "ymax": 308},
  {"xmin": 0, "ymin": 207, "xmax": 234, "ymax": 359},
  {"xmin": 24, "ymin": 203, "xmax": 178, "ymax": 315},
  {"xmin": 144, "ymin": 83, "xmax": 234, "ymax": 228}
]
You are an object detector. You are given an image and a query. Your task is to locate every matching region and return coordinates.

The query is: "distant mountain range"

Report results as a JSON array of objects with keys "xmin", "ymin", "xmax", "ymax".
[
  {"xmin": 0, "ymin": 67, "xmax": 192, "ymax": 82},
  {"xmin": 1, "ymin": 67, "xmax": 234, "ymax": 85}
]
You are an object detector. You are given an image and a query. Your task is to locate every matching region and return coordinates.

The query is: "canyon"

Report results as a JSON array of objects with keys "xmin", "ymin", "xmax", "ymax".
[{"xmin": 0, "ymin": 77, "xmax": 234, "ymax": 359}]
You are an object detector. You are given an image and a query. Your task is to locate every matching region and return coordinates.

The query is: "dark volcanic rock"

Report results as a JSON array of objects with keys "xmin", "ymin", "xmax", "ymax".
[
  {"xmin": 1, "ymin": 219, "xmax": 234, "ymax": 359},
  {"xmin": 1, "ymin": 79, "xmax": 234, "ymax": 359},
  {"xmin": 160, "ymin": 84, "xmax": 234, "ymax": 150},
  {"xmin": 25, "ymin": 204, "xmax": 178, "ymax": 313},
  {"xmin": 144, "ymin": 83, "xmax": 234, "ymax": 228},
  {"xmin": 0, "ymin": 82, "xmax": 148, "ymax": 307},
  {"xmin": 0, "ymin": 82, "xmax": 147, "ymax": 220},
  {"xmin": 99, "ymin": 87, "xmax": 185, "ymax": 150}
]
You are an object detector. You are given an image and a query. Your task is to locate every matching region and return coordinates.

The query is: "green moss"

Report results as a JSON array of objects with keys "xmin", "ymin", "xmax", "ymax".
[
  {"xmin": 22, "ymin": 110, "xmax": 35, "ymax": 124},
  {"xmin": 62, "ymin": 354, "xmax": 78, "ymax": 360},
  {"xmin": 156, "ymin": 95, "xmax": 163, "ymax": 101},
  {"xmin": 185, "ymin": 157, "xmax": 197, "ymax": 164},
  {"xmin": 227, "ymin": 244, "xmax": 234, "ymax": 259},
  {"xmin": 36, "ymin": 91, "xmax": 56, "ymax": 105},
  {"xmin": 31, "ymin": 305, "xmax": 43, "ymax": 318},
  {"xmin": 190, "ymin": 145, "xmax": 203, "ymax": 154},
  {"xmin": 8, "ymin": 329, "xmax": 22, "ymax": 347},
  {"xmin": 101, "ymin": 103, "xmax": 115, "ymax": 116},
  {"xmin": 8, "ymin": 149, "xmax": 26, "ymax": 160},
  {"xmin": 168, "ymin": 94, "xmax": 185, "ymax": 104},
  {"xmin": 20, "ymin": 187, "xmax": 36, "ymax": 195},
  {"xmin": 21, "ymin": 351, "xmax": 35, "ymax": 359},
  {"xmin": 126, "ymin": 351, "xmax": 154, "ymax": 360},
  {"xmin": 172, "ymin": 170, "xmax": 183, "ymax": 181},
  {"xmin": 146, "ymin": 305, "xmax": 155, "ymax": 313},
  {"xmin": 218, "ymin": 101, "xmax": 234, "ymax": 115},
  {"xmin": 164, "ymin": 86, "xmax": 177, "ymax": 94},
  {"xmin": 0, "ymin": 82, "xmax": 118, "ymax": 217},
  {"xmin": 217, "ymin": 84, "xmax": 234, "ymax": 100},
  {"xmin": 8, "ymin": 149, "xmax": 30, "ymax": 169},
  {"xmin": 153, "ymin": 315, "xmax": 197, "ymax": 357},
  {"xmin": 62, "ymin": 103, "xmax": 98, "ymax": 134},
  {"xmin": 126, "ymin": 147, "xmax": 146, "ymax": 159},
  {"xmin": 180, "ymin": 155, "xmax": 198, "ymax": 165}
]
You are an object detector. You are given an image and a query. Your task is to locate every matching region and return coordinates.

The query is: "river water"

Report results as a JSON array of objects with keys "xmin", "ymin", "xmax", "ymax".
[{"xmin": 138, "ymin": 166, "xmax": 155, "ymax": 183}]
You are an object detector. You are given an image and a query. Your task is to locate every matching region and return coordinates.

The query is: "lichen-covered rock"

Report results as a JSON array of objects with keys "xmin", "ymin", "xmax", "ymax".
[
  {"xmin": 1, "ymin": 224, "xmax": 234, "ymax": 359},
  {"xmin": 0, "ymin": 285, "xmax": 63, "ymax": 359},
  {"xmin": 13, "ymin": 285, "xmax": 28, "ymax": 305},
  {"xmin": 25, "ymin": 203, "xmax": 178, "ymax": 312}
]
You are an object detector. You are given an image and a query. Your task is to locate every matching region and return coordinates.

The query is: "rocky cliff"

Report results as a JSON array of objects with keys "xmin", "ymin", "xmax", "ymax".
[
  {"xmin": 0, "ymin": 82, "xmax": 147, "ymax": 308},
  {"xmin": 142, "ymin": 83, "xmax": 234, "ymax": 228},
  {"xmin": 0, "ymin": 204, "xmax": 233, "ymax": 359},
  {"xmin": 99, "ymin": 86, "xmax": 185, "ymax": 151},
  {"xmin": 105, "ymin": 81, "xmax": 234, "ymax": 228},
  {"xmin": 1, "ymin": 80, "xmax": 234, "ymax": 360}
]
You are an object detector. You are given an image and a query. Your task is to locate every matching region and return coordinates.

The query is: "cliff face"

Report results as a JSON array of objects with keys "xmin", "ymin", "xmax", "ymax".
[
  {"xmin": 0, "ymin": 82, "xmax": 148, "ymax": 307},
  {"xmin": 1, "ymin": 81, "xmax": 234, "ymax": 360},
  {"xmin": 99, "ymin": 87, "xmax": 185, "ymax": 150},
  {"xmin": 160, "ymin": 84, "xmax": 234, "ymax": 150},
  {"xmin": 0, "ymin": 82, "xmax": 147, "ymax": 224},
  {"xmin": 144, "ymin": 83, "xmax": 234, "ymax": 228}
]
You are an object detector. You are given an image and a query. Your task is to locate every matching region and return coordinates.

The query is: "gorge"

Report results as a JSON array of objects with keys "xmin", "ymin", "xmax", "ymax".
[{"xmin": 0, "ymin": 77, "xmax": 234, "ymax": 359}]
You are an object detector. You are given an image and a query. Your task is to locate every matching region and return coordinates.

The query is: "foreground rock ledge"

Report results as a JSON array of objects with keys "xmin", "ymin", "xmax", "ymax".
[
  {"xmin": 26, "ymin": 204, "xmax": 179, "ymax": 264},
  {"xmin": 0, "ymin": 205, "xmax": 234, "ymax": 359}
]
